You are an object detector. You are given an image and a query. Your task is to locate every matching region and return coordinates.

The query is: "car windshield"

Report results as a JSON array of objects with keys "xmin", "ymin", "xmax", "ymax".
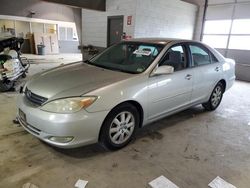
[{"xmin": 87, "ymin": 42, "xmax": 164, "ymax": 74}]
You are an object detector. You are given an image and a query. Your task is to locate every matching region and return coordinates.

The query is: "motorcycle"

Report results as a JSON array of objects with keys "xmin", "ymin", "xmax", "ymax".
[{"xmin": 0, "ymin": 37, "xmax": 30, "ymax": 92}]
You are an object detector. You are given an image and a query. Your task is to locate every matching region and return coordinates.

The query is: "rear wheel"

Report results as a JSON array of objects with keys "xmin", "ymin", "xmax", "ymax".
[
  {"xmin": 202, "ymin": 82, "xmax": 224, "ymax": 111},
  {"xmin": 100, "ymin": 103, "xmax": 139, "ymax": 150},
  {"xmin": 0, "ymin": 80, "xmax": 14, "ymax": 92}
]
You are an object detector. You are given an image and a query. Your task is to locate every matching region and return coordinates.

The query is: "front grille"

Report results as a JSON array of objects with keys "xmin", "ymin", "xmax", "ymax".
[{"xmin": 25, "ymin": 88, "xmax": 48, "ymax": 106}]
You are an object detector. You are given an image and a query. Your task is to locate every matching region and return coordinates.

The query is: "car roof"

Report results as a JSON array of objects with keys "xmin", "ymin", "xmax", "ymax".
[
  {"xmin": 125, "ymin": 38, "xmax": 200, "ymax": 45},
  {"xmin": 124, "ymin": 38, "xmax": 225, "ymax": 61}
]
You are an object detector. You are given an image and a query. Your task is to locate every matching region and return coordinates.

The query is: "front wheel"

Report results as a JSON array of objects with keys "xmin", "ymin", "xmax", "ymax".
[
  {"xmin": 100, "ymin": 103, "xmax": 139, "ymax": 150},
  {"xmin": 202, "ymin": 82, "xmax": 224, "ymax": 111}
]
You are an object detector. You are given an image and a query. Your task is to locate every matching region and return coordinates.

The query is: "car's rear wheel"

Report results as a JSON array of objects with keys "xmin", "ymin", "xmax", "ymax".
[
  {"xmin": 100, "ymin": 103, "xmax": 139, "ymax": 150},
  {"xmin": 202, "ymin": 82, "xmax": 224, "ymax": 111}
]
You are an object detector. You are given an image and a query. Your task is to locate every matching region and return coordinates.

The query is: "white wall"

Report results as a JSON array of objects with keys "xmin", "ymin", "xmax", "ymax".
[
  {"xmin": 134, "ymin": 0, "xmax": 197, "ymax": 39},
  {"xmin": 82, "ymin": 0, "xmax": 136, "ymax": 47},
  {"xmin": 82, "ymin": 9, "xmax": 107, "ymax": 47},
  {"xmin": 82, "ymin": 0, "xmax": 197, "ymax": 47}
]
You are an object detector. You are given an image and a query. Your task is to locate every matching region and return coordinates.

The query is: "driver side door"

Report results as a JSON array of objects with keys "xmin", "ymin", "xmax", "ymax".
[{"xmin": 147, "ymin": 44, "xmax": 194, "ymax": 120}]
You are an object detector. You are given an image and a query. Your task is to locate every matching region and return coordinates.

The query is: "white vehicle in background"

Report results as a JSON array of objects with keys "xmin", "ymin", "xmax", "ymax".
[
  {"xmin": 0, "ymin": 37, "xmax": 29, "ymax": 91},
  {"xmin": 17, "ymin": 38, "xmax": 235, "ymax": 150}
]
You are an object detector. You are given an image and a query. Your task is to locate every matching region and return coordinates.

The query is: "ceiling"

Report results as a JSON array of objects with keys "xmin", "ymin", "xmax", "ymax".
[
  {"xmin": 43, "ymin": 0, "xmax": 205, "ymax": 10},
  {"xmin": 42, "ymin": 0, "xmax": 106, "ymax": 11},
  {"xmin": 181, "ymin": 0, "xmax": 205, "ymax": 6}
]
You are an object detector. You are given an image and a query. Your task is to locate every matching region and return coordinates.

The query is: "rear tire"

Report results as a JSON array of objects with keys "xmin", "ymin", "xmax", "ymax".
[
  {"xmin": 202, "ymin": 82, "xmax": 224, "ymax": 111},
  {"xmin": 100, "ymin": 103, "xmax": 139, "ymax": 150},
  {"xmin": 0, "ymin": 81, "xmax": 14, "ymax": 92}
]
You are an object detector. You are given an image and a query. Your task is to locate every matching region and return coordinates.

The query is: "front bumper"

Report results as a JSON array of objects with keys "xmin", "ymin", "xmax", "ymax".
[{"xmin": 17, "ymin": 94, "xmax": 109, "ymax": 148}]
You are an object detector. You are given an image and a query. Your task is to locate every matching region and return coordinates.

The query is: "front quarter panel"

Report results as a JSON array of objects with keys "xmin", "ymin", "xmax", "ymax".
[{"xmin": 85, "ymin": 74, "xmax": 149, "ymax": 121}]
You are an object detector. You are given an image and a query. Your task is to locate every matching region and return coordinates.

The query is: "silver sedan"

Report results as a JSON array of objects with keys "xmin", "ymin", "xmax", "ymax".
[{"xmin": 17, "ymin": 38, "xmax": 235, "ymax": 149}]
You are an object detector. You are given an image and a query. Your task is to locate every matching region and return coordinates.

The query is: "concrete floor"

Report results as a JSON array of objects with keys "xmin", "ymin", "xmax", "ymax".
[{"xmin": 0, "ymin": 54, "xmax": 250, "ymax": 188}]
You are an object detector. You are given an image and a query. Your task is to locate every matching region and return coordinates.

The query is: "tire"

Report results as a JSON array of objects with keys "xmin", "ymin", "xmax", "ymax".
[
  {"xmin": 100, "ymin": 103, "xmax": 139, "ymax": 150},
  {"xmin": 202, "ymin": 82, "xmax": 224, "ymax": 111},
  {"xmin": 0, "ymin": 80, "xmax": 14, "ymax": 92}
]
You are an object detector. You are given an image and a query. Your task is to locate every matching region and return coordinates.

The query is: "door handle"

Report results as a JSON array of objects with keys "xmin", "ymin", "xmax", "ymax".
[
  {"xmin": 215, "ymin": 66, "xmax": 220, "ymax": 72},
  {"xmin": 185, "ymin": 74, "xmax": 192, "ymax": 80}
]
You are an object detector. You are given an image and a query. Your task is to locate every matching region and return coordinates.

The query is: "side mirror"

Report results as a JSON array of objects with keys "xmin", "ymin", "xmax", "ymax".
[{"xmin": 153, "ymin": 65, "xmax": 174, "ymax": 76}]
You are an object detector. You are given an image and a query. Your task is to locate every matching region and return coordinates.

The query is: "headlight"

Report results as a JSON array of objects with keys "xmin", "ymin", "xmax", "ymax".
[{"xmin": 40, "ymin": 96, "xmax": 97, "ymax": 113}]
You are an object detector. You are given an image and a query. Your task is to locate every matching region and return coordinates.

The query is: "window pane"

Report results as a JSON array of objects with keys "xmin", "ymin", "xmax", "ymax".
[
  {"xmin": 204, "ymin": 20, "xmax": 232, "ymax": 34},
  {"xmin": 59, "ymin": 27, "xmax": 66, "ymax": 40},
  {"xmin": 229, "ymin": 36, "xmax": 250, "ymax": 50},
  {"xmin": 15, "ymin": 21, "xmax": 30, "ymax": 38},
  {"xmin": 202, "ymin": 35, "xmax": 228, "ymax": 49},
  {"xmin": 0, "ymin": 19, "xmax": 15, "ymax": 37},
  {"xmin": 45, "ymin": 24, "xmax": 57, "ymax": 34},
  {"xmin": 160, "ymin": 45, "xmax": 187, "ymax": 71},
  {"xmin": 31, "ymin": 22, "xmax": 44, "ymax": 34},
  {"xmin": 231, "ymin": 19, "xmax": 250, "ymax": 34},
  {"xmin": 190, "ymin": 45, "xmax": 211, "ymax": 66},
  {"xmin": 66, "ymin": 27, "xmax": 73, "ymax": 41}
]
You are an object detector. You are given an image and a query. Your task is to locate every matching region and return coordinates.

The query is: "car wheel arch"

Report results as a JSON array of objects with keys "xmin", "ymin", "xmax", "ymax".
[
  {"xmin": 98, "ymin": 100, "xmax": 144, "ymax": 142},
  {"xmin": 218, "ymin": 79, "xmax": 226, "ymax": 93}
]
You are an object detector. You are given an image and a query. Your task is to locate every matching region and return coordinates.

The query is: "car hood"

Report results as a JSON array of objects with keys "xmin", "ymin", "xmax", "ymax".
[{"xmin": 26, "ymin": 62, "xmax": 132, "ymax": 100}]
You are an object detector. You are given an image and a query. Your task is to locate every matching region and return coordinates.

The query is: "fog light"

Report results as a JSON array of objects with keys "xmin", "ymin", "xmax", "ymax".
[{"xmin": 48, "ymin": 136, "xmax": 74, "ymax": 143}]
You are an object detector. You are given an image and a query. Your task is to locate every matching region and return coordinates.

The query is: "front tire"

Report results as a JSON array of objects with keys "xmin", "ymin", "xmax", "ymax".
[
  {"xmin": 100, "ymin": 103, "xmax": 139, "ymax": 150},
  {"xmin": 202, "ymin": 82, "xmax": 224, "ymax": 111}
]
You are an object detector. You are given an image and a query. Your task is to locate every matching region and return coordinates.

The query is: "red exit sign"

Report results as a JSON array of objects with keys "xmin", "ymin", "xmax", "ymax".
[{"xmin": 127, "ymin": 16, "xmax": 132, "ymax": 25}]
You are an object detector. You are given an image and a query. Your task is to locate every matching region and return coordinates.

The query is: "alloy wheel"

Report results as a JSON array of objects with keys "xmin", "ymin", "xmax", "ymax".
[
  {"xmin": 109, "ymin": 111, "xmax": 135, "ymax": 145},
  {"xmin": 211, "ymin": 85, "xmax": 222, "ymax": 107}
]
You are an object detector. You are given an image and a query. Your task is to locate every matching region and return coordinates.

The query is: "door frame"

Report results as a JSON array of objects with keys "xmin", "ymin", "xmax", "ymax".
[{"xmin": 107, "ymin": 15, "xmax": 124, "ymax": 47}]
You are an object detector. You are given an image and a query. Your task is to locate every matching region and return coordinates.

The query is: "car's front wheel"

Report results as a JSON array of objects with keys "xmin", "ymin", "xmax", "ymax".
[
  {"xmin": 100, "ymin": 103, "xmax": 139, "ymax": 150},
  {"xmin": 202, "ymin": 82, "xmax": 224, "ymax": 111}
]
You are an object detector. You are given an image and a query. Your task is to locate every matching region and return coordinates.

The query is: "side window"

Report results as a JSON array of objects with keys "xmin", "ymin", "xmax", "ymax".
[
  {"xmin": 211, "ymin": 53, "xmax": 219, "ymax": 63},
  {"xmin": 159, "ymin": 45, "xmax": 187, "ymax": 72},
  {"xmin": 189, "ymin": 45, "xmax": 211, "ymax": 66}
]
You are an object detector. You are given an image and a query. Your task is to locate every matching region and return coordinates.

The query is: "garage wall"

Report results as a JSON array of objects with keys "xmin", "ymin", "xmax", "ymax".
[
  {"xmin": 202, "ymin": 0, "xmax": 250, "ymax": 82},
  {"xmin": 82, "ymin": 0, "xmax": 197, "ymax": 48},
  {"xmin": 0, "ymin": 0, "xmax": 81, "ymax": 53},
  {"xmin": 134, "ymin": 0, "xmax": 197, "ymax": 39},
  {"xmin": 82, "ymin": 0, "xmax": 136, "ymax": 48}
]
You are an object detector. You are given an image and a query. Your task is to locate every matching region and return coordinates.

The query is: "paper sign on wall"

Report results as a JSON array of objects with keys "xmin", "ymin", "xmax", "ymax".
[{"xmin": 127, "ymin": 16, "xmax": 132, "ymax": 25}]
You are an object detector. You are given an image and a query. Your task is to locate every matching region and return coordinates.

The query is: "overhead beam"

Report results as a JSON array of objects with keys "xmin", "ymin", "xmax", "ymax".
[
  {"xmin": 42, "ymin": 0, "xmax": 106, "ymax": 11},
  {"xmin": 181, "ymin": 0, "xmax": 205, "ymax": 6}
]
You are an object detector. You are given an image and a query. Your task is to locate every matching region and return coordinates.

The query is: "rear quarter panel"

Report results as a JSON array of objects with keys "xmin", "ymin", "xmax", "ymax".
[
  {"xmin": 206, "ymin": 45, "xmax": 236, "ymax": 91},
  {"xmin": 222, "ymin": 58, "xmax": 236, "ymax": 91}
]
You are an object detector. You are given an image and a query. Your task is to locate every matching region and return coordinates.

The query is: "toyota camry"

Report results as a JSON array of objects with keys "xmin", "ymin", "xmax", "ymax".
[{"xmin": 17, "ymin": 38, "xmax": 235, "ymax": 150}]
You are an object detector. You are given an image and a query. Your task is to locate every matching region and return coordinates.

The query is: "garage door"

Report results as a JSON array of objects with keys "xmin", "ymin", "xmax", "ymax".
[{"xmin": 202, "ymin": 0, "xmax": 250, "ymax": 82}]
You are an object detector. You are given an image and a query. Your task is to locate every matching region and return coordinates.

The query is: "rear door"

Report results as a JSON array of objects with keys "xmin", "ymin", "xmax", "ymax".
[
  {"xmin": 147, "ymin": 44, "xmax": 194, "ymax": 120},
  {"xmin": 188, "ymin": 43, "xmax": 222, "ymax": 104}
]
